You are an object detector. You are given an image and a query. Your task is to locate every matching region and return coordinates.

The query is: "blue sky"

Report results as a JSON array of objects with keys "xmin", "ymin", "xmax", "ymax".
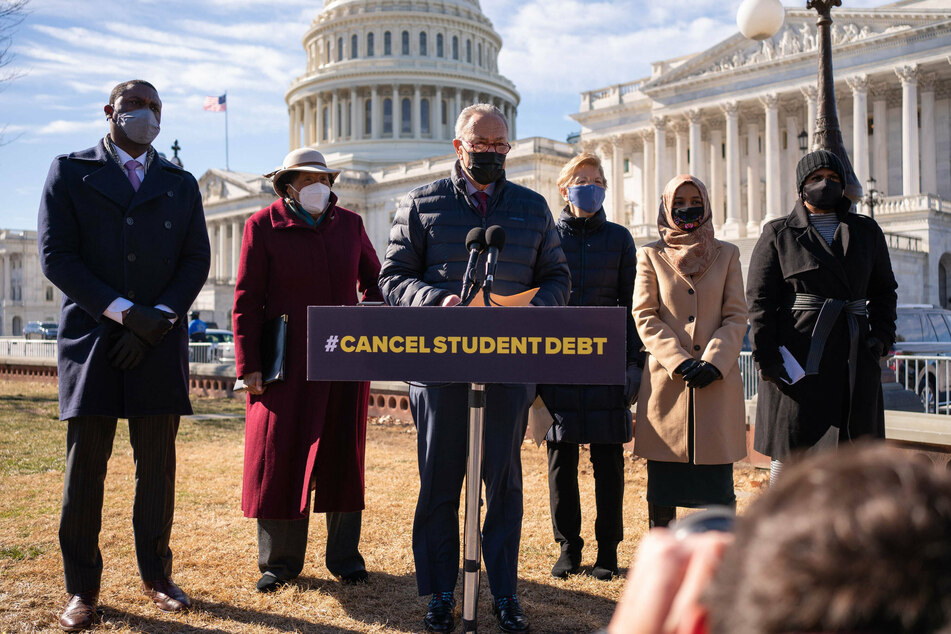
[{"xmin": 0, "ymin": 0, "xmax": 883, "ymax": 230}]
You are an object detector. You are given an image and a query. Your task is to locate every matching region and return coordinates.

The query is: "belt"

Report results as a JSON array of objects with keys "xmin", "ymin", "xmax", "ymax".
[{"xmin": 789, "ymin": 293, "xmax": 867, "ymax": 437}]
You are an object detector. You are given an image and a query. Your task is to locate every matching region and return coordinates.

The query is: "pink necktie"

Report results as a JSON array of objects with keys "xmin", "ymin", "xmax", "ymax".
[
  {"xmin": 124, "ymin": 159, "xmax": 142, "ymax": 192},
  {"xmin": 473, "ymin": 191, "xmax": 488, "ymax": 216}
]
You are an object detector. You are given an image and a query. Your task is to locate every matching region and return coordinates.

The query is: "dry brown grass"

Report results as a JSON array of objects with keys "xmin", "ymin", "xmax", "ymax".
[{"xmin": 0, "ymin": 379, "xmax": 767, "ymax": 633}]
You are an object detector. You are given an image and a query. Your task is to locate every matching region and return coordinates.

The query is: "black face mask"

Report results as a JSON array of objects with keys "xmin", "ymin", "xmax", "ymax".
[
  {"xmin": 465, "ymin": 151, "xmax": 506, "ymax": 186},
  {"xmin": 801, "ymin": 178, "xmax": 844, "ymax": 210},
  {"xmin": 671, "ymin": 206, "xmax": 705, "ymax": 231}
]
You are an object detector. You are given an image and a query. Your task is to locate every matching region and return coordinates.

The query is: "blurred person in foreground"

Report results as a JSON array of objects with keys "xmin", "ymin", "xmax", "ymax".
[
  {"xmin": 632, "ymin": 175, "xmax": 748, "ymax": 529},
  {"xmin": 537, "ymin": 152, "xmax": 643, "ymax": 581},
  {"xmin": 379, "ymin": 103, "xmax": 570, "ymax": 632},
  {"xmin": 233, "ymin": 148, "xmax": 382, "ymax": 592},
  {"xmin": 38, "ymin": 79, "xmax": 210, "ymax": 631},
  {"xmin": 746, "ymin": 149, "xmax": 897, "ymax": 482},
  {"xmin": 604, "ymin": 443, "xmax": 951, "ymax": 634}
]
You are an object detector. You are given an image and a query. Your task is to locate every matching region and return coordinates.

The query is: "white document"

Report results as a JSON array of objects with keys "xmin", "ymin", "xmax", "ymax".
[
  {"xmin": 526, "ymin": 395, "xmax": 554, "ymax": 447},
  {"xmin": 778, "ymin": 345, "xmax": 806, "ymax": 385}
]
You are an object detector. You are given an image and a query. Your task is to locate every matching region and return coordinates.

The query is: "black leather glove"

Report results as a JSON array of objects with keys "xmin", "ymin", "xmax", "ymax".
[
  {"xmin": 624, "ymin": 364, "xmax": 642, "ymax": 405},
  {"xmin": 109, "ymin": 329, "xmax": 148, "ymax": 370},
  {"xmin": 674, "ymin": 359, "xmax": 700, "ymax": 376},
  {"xmin": 760, "ymin": 361, "xmax": 791, "ymax": 385},
  {"xmin": 684, "ymin": 360, "xmax": 722, "ymax": 389},
  {"xmin": 124, "ymin": 305, "xmax": 175, "ymax": 347},
  {"xmin": 867, "ymin": 336, "xmax": 885, "ymax": 359}
]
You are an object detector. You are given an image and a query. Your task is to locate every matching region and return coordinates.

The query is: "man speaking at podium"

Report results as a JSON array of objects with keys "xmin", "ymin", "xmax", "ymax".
[{"xmin": 380, "ymin": 104, "xmax": 570, "ymax": 632}]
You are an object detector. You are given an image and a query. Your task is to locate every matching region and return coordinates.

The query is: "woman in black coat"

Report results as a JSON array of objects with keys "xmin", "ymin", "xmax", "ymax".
[
  {"xmin": 746, "ymin": 150, "xmax": 898, "ymax": 481},
  {"xmin": 537, "ymin": 153, "xmax": 644, "ymax": 580}
]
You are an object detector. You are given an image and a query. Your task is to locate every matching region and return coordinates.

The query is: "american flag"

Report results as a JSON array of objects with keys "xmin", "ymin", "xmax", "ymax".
[{"xmin": 203, "ymin": 94, "xmax": 227, "ymax": 112}]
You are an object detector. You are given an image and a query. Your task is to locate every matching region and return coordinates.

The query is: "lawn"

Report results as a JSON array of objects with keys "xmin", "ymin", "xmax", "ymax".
[{"xmin": 0, "ymin": 379, "xmax": 766, "ymax": 633}]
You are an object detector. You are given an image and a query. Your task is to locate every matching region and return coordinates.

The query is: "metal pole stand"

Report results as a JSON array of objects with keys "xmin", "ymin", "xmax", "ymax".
[{"xmin": 462, "ymin": 382, "xmax": 486, "ymax": 632}]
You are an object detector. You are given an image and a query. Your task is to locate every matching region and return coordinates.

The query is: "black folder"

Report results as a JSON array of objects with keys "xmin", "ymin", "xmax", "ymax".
[{"xmin": 233, "ymin": 314, "xmax": 287, "ymax": 391}]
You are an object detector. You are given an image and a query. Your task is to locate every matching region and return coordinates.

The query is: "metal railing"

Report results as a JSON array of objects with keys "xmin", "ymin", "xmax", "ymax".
[
  {"xmin": 884, "ymin": 232, "xmax": 922, "ymax": 252},
  {"xmin": 889, "ymin": 354, "xmax": 951, "ymax": 414},
  {"xmin": 188, "ymin": 343, "xmax": 235, "ymax": 364},
  {"xmin": 0, "ymin": 338, "xmax": 235, "ymax": 365},
  {"xmin": 738, "ymin": 351, "xmax": 758, "ymax": 401}
]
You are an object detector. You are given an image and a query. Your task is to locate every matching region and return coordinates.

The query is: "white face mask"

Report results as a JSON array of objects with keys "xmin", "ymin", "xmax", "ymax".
[{"xmin": 290, "ymin": 182, "xmax": 331, "ymax": 215}]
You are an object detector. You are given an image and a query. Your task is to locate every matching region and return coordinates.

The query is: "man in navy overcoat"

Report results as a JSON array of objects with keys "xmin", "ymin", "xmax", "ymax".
[{"xmin": 37, "ymin": 80, "xmax": 210, "ymax": 632}]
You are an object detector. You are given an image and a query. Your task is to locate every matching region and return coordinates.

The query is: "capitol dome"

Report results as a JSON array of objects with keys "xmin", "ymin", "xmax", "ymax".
[{"xmin": 286, "ymin": 0, "xmax": 520, "ymax": 166}]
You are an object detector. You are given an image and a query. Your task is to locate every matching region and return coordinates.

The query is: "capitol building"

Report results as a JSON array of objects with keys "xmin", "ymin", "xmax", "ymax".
[{"xmin": 190, "ymin": 0, "xmax": 951, "ymax": 331}]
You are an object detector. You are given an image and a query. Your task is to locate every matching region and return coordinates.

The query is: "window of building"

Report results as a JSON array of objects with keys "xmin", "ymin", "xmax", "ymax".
[
  {"xmin": 325, "ymin": 40, "xmax": 331, "ymax": 64},
  {"xmin": 365, "ymin": 99, "xmax": 372, "ymax": 136},
  {"xmin": 419, "ymin": 32, "xmax": 427, "ymax": 56},
  {"xmin": 452, "ymin": 35, "xmax": 459, "ymax": 60},
  {"xmin": 478, "ymin": 42, "xmax": 482, "ymax": 67},
  {"xmin": 367, "ymin": 32, "xmax": 375, "ymax": 57},
  {"xmin": 401, "ymin": 97, "xmax": 412, "ymax": 134},
  {"xmin": 868, "ymin": 116, "xmax": 874, "ymax": 136},
  {"xmin": 384, "ymin": 31, "xmax": 392, "ymax": 55},
  {"xmin": 337, "ymin": 102, "xmax": 343, "ymax": 137},
  {"xmin": 437, "ymin": 33, "xmax": 444, "ymax": 57},
  {"xmin": 466, "ymin": 39, "xmax": 472, "ymax": 63},
  {"xmin": 46, "ymin": 286, "xmax": 53, "ymax": 302},
  {"xmin": 351, "ymin": 34, "xmax": 358, "ymax": 59},
  {"xmin": 421, "ymin": 98, "xmax": 430, "ymax": 135},
  {"xmin": 337, "ymin": 36, "xmax": 343, "ymax": 61},
  {"xmin": 323, "ymin": 106, "xmax": 329, "ymax": 140},
  {"xmin": 383, "ymin": 98, "xmax": 393, "ymax": 135},
  {"xmin": 441, "ymin": 99, "xmax": 448, "ymax": 126},
  {"xmin": 623, "ymin": 158, "xmax": 630, "ymax": 174},
  {"xmin": 401, "ymin": 30, "xmax": 410, "ymax": 55},
  {"xmin": 346, "ymin": 99, "xmax": 352, "ymax": 137}
]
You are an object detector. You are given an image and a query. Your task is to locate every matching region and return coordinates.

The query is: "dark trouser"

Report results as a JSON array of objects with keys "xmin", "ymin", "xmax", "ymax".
[
  {"xmin": 257, "ymin": 511, "xmax": 366, "ymax": 580},
  {"xmin": 546, "ymin": 442, "xmax": 624, "ymax": 549},
  {"xmin": 59, "ymin": 415, "xmax": 180, "ymax": 594},
  {"xmin": 409, "ymin": 383, "xmax": 533, "ymax": 598}
]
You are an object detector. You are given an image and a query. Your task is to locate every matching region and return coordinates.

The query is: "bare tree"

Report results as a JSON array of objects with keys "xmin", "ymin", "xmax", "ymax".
[{"xmin": 0, "ymin": 0, "xmax": 29, "ymax": 144}]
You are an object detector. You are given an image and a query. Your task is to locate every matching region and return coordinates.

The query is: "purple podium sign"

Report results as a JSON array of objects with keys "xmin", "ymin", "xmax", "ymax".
[{"xmin": 307, "ymin": 306, "xmax": 626, "ymax": 385}]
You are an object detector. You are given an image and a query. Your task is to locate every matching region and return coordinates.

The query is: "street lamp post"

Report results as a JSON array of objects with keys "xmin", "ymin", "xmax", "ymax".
[
  {"xmin": 737, "ymin": 0, "xmax": 863, "ymax": 201},
  {"xmin": 863, "ymin": 176, "xmax": 883, "ymax": 219}
]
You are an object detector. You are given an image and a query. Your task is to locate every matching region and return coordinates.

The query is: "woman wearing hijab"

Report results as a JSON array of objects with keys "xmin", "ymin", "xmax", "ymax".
[
  {"xmin": 233, "ymin": 148, "xmax": 383, "ymax": 591},
  {"xmin": 746, "ymin": 150, "xmax": 897, "ymax": 481},
  {"xmin": 632, "ymin": 175, "xmax": 748, "ymax": 528},
  {"xmin": 537, "ymin": 152, "xmax": 644, "ymax": 580}
]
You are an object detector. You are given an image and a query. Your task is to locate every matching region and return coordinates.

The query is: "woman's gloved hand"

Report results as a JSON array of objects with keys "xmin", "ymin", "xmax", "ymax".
[
  {"xmin": 683, "ymin": 360, "xmax": 721, "ymax": 389},
  {"xmin": 674, "ymin": 359, "xmax": 700, "ymax": 376}
]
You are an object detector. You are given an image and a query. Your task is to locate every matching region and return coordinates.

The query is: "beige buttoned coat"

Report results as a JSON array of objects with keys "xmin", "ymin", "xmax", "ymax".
[{"xmin": 632, "ymin": 239, "xmax": 748, "ymax": 464}]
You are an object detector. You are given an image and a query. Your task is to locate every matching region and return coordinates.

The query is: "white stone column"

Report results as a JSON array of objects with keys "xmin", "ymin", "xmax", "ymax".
[
  {"xmin": 510, "ymin": 103, "xmax": 517, "ymax": 140},
  {"xmin": 611, "ymin": 138, "xmax": 625, "ymax": 225},
  {"xmin": 847, "ymin": 75, "xmax": 870, "ymax": 187},
  {"xmin": 288, "ymin": 106, "xmax": 297, "ymax": 150},
  {"xmin": 686, "ymin": 110, "xmax": 703, "ymax": 182},
  {"xmin": 303, "ymin": 98, "xmax": 314, "ymax": 146},
  {"xmin": 872, "ymin": 86, "xmax": 889, "ymax": 195},
  {"xmin": 2, "ymin": 255, "xmax": 9, "ymax": 302},
  {"xmin": 434, "ymin": 85, "xmax": 443, "ymax": 139},
  {"xmin": 708, "ymin": 127, "xmax": 724, "ymax": 227},
  {"xmin": 412, "ymin": 84, "xmax": 421, "ymax": 140},
  {"xmin": 392, "ymin": 84, "xmax": 400, "ymax": 138},
  {"xmin": 350, "ymin": 87, "xmax": 359, "ymax": 140},
  {"xmin": 330, "ymin": 90, "xmax": 339, "ymax": 143},
  {"xmin": 896, "ymin": 64, "xmax": 920, "ymax": 196},
  {"xmin": 920, "ymin": 74, "xmax": 937, "ymax": 195},
  {"xmin": 762, "ymin": 94, "xmax": 782, "ymax": 223},
  {"xmin": 746, "ymin": 121, "xmax": 762, "ymax": 236},
  {"xmin": 371, "ymin": 86, "xmax": 380, "ymax": 140},
  {"xmin": 207, "ymin": 223, "xmax": 217, "ymax": 282},
  {"xmin": 653, "ymin": 116, "xmax": 667, "ymax": 204},
  {"xmin": 217, "ymin": 222, "xmax": 226, "ymax": 282},
  {"xmin": 801, "ymin": 85, "xmax": 817, "ymax": 149},
  {"xmin": 453, "ymin": 89, "xmax": 462, "ymax": 132},
  {"xmin": 641, "ymin": 131, "xmax": 654, "ymax": 223},
  {"xmin": 230, "ymin": 220, "xmax": 240, "ymax": 282},
  {"xmin": 675, "ymin": 124, "xmax": 688, "ymax": 175},
  {"xmin": 784, "ymin": 111, "xmax": 800, "ymax": 209},
  {"xmin": 722, "ymin": 102, "xmax": 742, "ymax": 239}
]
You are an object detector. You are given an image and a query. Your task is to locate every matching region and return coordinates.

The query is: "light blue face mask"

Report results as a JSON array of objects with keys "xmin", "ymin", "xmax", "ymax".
[{"xmin": 567, "ymin": 184, "xmax": 606, "ymax": 213}]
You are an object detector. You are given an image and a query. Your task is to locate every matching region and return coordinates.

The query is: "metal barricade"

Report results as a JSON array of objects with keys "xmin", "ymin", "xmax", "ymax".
[{"xmin": 888, "ymin": 354, "xmax": 951, "ymax": 415}]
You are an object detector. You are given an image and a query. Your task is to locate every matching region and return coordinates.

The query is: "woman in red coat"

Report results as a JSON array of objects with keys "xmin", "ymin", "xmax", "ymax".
[{"xmin": 233, "ymin": 148, "xmax": 383, "ymax": 592}]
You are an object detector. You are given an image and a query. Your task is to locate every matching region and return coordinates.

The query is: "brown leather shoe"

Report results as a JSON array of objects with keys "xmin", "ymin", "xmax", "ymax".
[
  {"xmin": 141, "ymin": 578, "xmax": 191, "ymax": 613},
  {"xmin": 59, "ymin": 592, "xmax": 100, "ymax": 631}
]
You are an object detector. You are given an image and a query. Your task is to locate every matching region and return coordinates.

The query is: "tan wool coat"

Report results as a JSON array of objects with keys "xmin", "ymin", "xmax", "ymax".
[{"xmin": 632, "ymin": 239, "xmax": 748, "ymax": 464}]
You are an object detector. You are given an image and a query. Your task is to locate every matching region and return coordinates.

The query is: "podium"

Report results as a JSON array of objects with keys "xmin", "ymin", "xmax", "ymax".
[{"xmin": 308, "ymin": 305, "xmax": 625, "ymax": 631}]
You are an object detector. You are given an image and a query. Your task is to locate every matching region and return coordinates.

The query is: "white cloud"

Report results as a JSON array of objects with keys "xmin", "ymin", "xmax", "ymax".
[{"xmin": 34, "ymin": 119, "xmax": 103, "ymax": 135}]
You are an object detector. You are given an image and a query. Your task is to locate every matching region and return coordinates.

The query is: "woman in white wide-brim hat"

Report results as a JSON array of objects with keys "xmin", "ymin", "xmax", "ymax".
[{"xmin": 233, "ymin": 147, "xmax": 384, "ymax": 591}]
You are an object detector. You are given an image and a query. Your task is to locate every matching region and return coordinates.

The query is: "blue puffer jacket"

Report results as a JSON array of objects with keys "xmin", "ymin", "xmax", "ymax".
[
  {"xmin": 379, "ymin": 162, "xmax": 570, "ymax": 308},
  {"xmin": 537, "ymin": 207, "xmax": 643, "ymax": 444}
]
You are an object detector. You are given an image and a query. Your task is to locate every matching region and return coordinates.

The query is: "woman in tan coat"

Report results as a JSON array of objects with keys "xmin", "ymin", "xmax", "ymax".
[{"xmin": 632, "ymin": 174, "xmax": 748, "ymax": 528}]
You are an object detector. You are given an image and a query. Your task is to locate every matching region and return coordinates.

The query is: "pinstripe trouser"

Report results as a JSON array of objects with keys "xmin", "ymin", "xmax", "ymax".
[{"xmin": 59, "ymin": 415, "xmax": 180, "ymax": 594}]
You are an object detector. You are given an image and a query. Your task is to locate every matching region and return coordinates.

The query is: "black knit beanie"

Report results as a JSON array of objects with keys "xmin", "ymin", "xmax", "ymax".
[{"xmin": 796, "ymin": 149, "xmax": 846, "ymax": 194}]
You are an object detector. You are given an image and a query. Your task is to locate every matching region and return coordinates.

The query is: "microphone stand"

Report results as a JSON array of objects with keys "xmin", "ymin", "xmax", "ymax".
[{"xmin": 462, "ymin": 381, "xmax": 485, "ymax": 632}]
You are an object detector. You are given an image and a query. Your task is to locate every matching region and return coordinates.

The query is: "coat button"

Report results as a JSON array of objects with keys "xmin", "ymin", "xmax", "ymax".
[
  {"xmin": 688, "ymin": 288, "xmax": 695, "ymax": 295},
  {"xmin": 126, "ymin": 217, "xmax": 134, "ymax": 226},
  {"xmin": 164, "ymin": 221, "xmax": 172, "ymax": 229},
  {"xmin": 688, "ymin": 316, "xmax": 695, "ymax": 322},
  {"xmin": 694, "ymin": 345, "xmax": 701, "ymax": 351},
  {"xmin": 166, "ymin": 191, "xmax": 174, "ymax": 197},
  {"xmin": 127, "ymin": 253, "xmax": 136, "ymax": 262}
]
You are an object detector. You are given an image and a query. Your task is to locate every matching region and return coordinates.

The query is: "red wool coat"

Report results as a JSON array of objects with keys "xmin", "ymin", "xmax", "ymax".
[{"xmin": 233, "ymin": 196, "xmax": 382, "ymax": 520}]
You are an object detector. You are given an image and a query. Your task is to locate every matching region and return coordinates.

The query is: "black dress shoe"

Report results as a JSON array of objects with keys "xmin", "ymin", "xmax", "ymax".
[
  {"xmin": 256, "ymin": 573, "xmax": 287, "ymax": 593},
  {"xmin": 341, "ymin": 570, "xmax": 369, "ymax": 585},
  {"xmin": 424, "ymin": 591, "xmax": 455, "ymax": 632},
  {"xmin": 493, "ymin": 595, "xmax": 529, "ymax": 633},
  {"xmin": 59, "ymin": 592, "xmax": 100, "ymax": 632},
  {"xmin": 141, "ymin": 578, "xmax": 191, "ymax": 612},
  {"xmin": 551, "ymin": 545, "xmax": 581, "ymax": 578}
]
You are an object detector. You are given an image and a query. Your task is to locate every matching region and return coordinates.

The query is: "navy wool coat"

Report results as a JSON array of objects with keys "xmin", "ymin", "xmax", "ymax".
[
  {"xmin": 537, "ymin": 208, "xmax": 644, "ymax": 444},
  {"xmin": 38, "ymin": 139, "xmax": 210, "ymax": 420}
]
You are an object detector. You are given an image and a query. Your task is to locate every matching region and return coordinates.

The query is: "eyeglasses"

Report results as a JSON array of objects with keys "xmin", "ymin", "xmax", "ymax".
[{"xmin": 458, "ymin": 139, "xmax": 512, "ymax": 155}]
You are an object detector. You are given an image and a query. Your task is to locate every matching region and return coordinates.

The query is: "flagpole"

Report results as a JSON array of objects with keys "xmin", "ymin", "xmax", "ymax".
[{"xmin": 225, "ymin": 90, "xmax": 230, "ymax": 171}]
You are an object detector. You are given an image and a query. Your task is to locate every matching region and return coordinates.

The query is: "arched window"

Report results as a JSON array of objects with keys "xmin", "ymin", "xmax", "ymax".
[
  {"xmin": 419, "ymin": 32, "xmax": 427, "ymax": 56},
  {"xmin": 337, "ymin": 36, "xmax": 343, "ymax": 62},
  {"xmin": 351, "ymin": 34, "xmax": 358, "ymax": 58},
  {"xmin": 384, "ymin": 31, "xmax": 392, "ymax": 55},
  {"xmin": 367, "ymin": 32, "xmax": 375, "ymax": 57},
  {"xmin": 365, "ymin": 99, "xmax": 372, "ymax": 136},
  {"xmin": 401, "ymin": 97, "xmax": 411, "ymax": 134},
  {"xmin": 12, "ymin": 316, "xmax": 22, "ymax": 336},
  {"xmin": 466, "ymin": 39, "xmax": 472, "ymax": 63},
  {"xmin": 401, "ymin": 30, "xmax": 410, "ymax": 55},
  {"xmin": 383, "ymin": 98, "xmax": 393, "ymax": 135},
  {"xmin": 441, "ymin": 99, "xmax": 448, "ymax": 126},
  {"xmin": 436, "ymin": 33, "xmax": 444, "ymax": 58},
  {"xmin": 421, "ymin": 98, "xmax": 430, "ymax": 135},
  {"xmin": 452, "ymin": 35, "xmax": 459, "ymax": 60},
  {"xmin": 478, "ymin": 42, "xmax": 482, "ymax": 66},
  {"xmin": 322, "ymin": 106, "xmax": 329, "ymax": 140}
]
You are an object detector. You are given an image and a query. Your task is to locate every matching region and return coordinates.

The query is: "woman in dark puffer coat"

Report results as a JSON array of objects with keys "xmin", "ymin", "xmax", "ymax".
[{"xmin": 537, "ymin": 153, "xmax": 644, "ymax": 581}]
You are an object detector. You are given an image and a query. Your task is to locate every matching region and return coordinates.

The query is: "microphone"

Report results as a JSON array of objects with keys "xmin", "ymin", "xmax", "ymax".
[
  {"xmin": 459, "ymin": 227, "xmax": 486, "ymax": 305},
  {"xmin": 482, "ymin": 225, "xmax": 506, "ymax": 299}
]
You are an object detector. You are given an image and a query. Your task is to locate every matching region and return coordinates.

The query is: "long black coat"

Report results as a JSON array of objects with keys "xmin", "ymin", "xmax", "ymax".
[
  {"xmin": 38, "ymin": 139, "xmax": 210, "ymax": 420},
  {"xmin": 537, "ymin": 208, "xmax": 643, "ymax": 444},
  {"xmin": 747, "ymin": 199, "xmax": 897, "ymax": 458}
]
